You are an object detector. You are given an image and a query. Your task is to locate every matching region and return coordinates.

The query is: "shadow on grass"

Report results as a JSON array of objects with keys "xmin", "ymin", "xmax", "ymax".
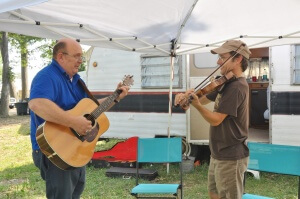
[
  {"xmin": 17, "ymin": 121, "xmax": 30, "ymax": 136},
  {"xmin": 0, "ymin": 162, "xmax": 38, "ymax": 182},
  {"xmin": 0, "ymin": 162, "xmax": 45, "ymax": 198}
]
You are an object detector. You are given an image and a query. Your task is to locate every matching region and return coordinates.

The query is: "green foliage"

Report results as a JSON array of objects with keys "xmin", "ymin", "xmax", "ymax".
[
  {"xmin": 79, "ymin": 61, "xmax": 86, "ymax": 72},
  {"xmin": 37, "ymin": 39, "xmax": 56, "ymax": 66},
  {"xmin": 95, "ymin": 139, "xmax": 125, "ymax": 152},
  {"xmin": 0, "ymin": 61, "xmax": 2, "ymax": 77},
  {"xmin": 8, "ymin": 33, "xmax": 54, "ymax": 67},
  {"xmin": 9, "ymin": 33, "xmax": 43, "ymax": 49},
  {"xmin": 0, "ymin": 34, "xmax": 3, "ymax": 78},
  {"xmin": 0, "ymin": 39, "xmax": 14, "ymax": 81},
  {"xmin": 79, "ymin": 48, "xmax": 87, "ymax": 72}
]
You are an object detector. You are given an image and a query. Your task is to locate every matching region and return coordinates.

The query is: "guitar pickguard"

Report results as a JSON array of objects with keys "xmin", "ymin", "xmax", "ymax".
[{"xmin": 83, "ymin": 123, "xmax": 100, "ymax": 142}]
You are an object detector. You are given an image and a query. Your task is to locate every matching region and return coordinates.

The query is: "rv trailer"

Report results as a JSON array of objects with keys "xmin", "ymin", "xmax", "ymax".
[{"xmin": 85, "ymin": 45, "xmax": 300, "ymax": 155}]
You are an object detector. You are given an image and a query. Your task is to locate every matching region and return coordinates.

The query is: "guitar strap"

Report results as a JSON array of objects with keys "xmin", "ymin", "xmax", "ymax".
[{"xmin": 78, "ymin": 79, "xmax": 100, "ymax": 105}]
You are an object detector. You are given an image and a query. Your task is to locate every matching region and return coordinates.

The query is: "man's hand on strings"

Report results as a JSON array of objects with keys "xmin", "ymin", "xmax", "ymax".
[
  {"xmin": 116, "ymin": 82, "xmax": 130, "ymax": 101},
  {"xmin": 189, "ymin": 93, "xmax": 201, "ymax": 108}
]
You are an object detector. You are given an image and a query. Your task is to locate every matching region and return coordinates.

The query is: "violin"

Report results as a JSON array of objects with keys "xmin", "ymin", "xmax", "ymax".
[
  {"xmin": 175, "ymin": 42, "xmax": 244, "ymax": 109},
  {"xmin": 175, "ymin": 72, "xmax": 236, "ymax": 109},
  {"xmin": 194, "ymin": 71, "xmax": 235, "ymax": 98}
]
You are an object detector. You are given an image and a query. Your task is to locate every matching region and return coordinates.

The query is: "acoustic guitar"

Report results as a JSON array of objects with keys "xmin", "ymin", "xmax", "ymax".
[{"xmin": 36, "ymin": 75, "xmax": 134, "ymax": 170}]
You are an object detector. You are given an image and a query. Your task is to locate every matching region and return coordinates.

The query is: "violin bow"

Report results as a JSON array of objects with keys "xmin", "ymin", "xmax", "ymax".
[{"xmin": 194, "ymin": 43, "xmax": 246, "ymax": 91}]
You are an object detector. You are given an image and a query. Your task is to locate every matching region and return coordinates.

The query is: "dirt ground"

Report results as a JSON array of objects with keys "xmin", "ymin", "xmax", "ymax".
[{"xmin": 0, "ymin": 108, "xmax": 30, "ymax": 128}]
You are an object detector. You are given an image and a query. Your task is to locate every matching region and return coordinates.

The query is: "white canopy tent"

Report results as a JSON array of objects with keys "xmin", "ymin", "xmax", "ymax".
[
  {"xmin": 1, "ymin": 0, "xmax": 300, "ymax": 56},
  {"xmin": 0, "ymin": 0, "xmax": 47, "ymax": 14},
  {"xmin": 1, "ymin": 0, "xmax": 300, "ymax": 142}
]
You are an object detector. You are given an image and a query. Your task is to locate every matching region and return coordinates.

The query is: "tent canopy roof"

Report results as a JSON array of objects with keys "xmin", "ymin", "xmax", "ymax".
[{"xmin": 1, "ymin": 0, "xmax": 300, "ymax": 55}]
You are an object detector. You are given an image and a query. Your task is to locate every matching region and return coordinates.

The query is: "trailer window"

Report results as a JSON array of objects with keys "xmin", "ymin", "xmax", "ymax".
[
  {"xmin": 194, "ymin": 52, "xmax": 218, "ymax": 69},
  {"xmin": 293, "ymin": 45, "xmax": 300, "ymax": 84},
  {"xmin": 141, "ymin": 56, "xmax": 182, "ymax": 88}
]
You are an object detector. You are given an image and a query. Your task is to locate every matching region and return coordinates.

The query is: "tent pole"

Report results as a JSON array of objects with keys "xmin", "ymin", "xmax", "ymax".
[
  {"xmin": 174, "ymin": 0, "xmax": 199, "ymax": 44},
  {"xmin": 167, "ymin": 55, "xmax": 175, "ymax": 139},
  {"xmin": 166, "ymin": 54, "xmax": 175, "ymax": 175},
  {"xmin": 166, "ymin": 39, "xmax": 177, "ymax": 174}
]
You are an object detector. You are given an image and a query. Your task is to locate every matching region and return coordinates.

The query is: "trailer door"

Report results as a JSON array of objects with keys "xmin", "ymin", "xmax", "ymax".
[
  {"xmin": 187, "ymin": 53, "xmax": 218, "ymax": 145},
  {"xmin": 269, "ymin": 45, "xmax": 300, "ymax": 146}
]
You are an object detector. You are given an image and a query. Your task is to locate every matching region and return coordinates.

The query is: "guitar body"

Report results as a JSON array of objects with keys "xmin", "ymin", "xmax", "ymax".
[{"xmin": 36, "ymin": 98, "xmax": 110, "ymax": 170}]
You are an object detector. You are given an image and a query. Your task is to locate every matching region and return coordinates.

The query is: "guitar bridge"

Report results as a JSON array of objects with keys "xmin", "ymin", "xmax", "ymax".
[
  {"xmin": 48, "ymin": 152, "xmax": 57, "ymax": 159},
  {"xmin": 70, "ymin": 128, "xmax": 85, "ymax": 142}
]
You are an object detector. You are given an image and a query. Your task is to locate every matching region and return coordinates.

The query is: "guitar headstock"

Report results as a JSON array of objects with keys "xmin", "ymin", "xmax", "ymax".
[{"xmin": 122, "ymin": 75, "xmax": 134, "ymax": 87}]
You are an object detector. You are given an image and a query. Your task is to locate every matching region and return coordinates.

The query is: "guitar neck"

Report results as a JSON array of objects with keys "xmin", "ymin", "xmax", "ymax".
[{"xmin": 91, "ymin": 89, "xmax": 121, "ymax": 118}]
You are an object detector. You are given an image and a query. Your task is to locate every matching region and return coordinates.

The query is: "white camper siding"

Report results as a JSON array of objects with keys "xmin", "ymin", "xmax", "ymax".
[
  {"xmin": 78, "ymin": 71, "xmax": 86, "ymax": 82},
  {"xmin": 187, "ymin": 53, "xmax": 219, "ymax": 145},
  {"xmin": 87, "ymin": 48, "xmax": 142, "ymax": 91},
  {"xmin": 101, "ymin": 112, "xmax": 186, "ymax": 138},
  {"xmin": 270, "ymin": 45, "xmax": 300, "ymax": 146},
  {"xmin": 86, "ymin": 47, "xmax": 187, "ymax": 139},
  {"xmin": 271, "ymin": 115, "xmax": 300, "ymax": 146},
  {"xmin": 87, "ymin": 48, "xmax": 187, "ymax": 92},
  {"xmin": 188, "ymin": 76, "xmax": 214, "ymax": 144},
  {"xmin": 270, "ymin": 45, "xmax": 297, "ymax": 92}
]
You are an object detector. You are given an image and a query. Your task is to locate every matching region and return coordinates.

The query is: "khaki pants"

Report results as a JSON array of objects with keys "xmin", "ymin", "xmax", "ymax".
[{"xmin": 208, "ymin": 156, "xmax": 249, "ymax": 199}]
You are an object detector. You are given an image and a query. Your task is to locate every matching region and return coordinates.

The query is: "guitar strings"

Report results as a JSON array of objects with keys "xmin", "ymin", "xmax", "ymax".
[{"xmin": 85, "ymin": 76, "xmax": 133, "ymax": 127}]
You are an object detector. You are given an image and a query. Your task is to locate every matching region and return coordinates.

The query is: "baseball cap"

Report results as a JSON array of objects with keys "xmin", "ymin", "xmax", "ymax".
[{"xmin": 211, "ymin": 40, "xmax": 251, "ymax": 59}]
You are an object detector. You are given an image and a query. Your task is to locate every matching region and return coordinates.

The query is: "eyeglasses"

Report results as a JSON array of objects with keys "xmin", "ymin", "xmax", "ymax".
[
  {"xmin": 218, "ymin": 55, "xmax": 231, "ymax": 63},
  {"xmin": 62, "ymin": 52, "xmax": 86, "ymax": 62},
  {"xmin": 218, "ymin": 55, "xmax": 225, "ymax": 62}
]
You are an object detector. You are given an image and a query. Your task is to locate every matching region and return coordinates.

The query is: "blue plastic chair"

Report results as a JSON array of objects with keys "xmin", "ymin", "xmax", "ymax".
[
  {"xmin": 243, "ymin": 142, "xmax": 300, "ymax": 199},
  {"xmin": 131, "ymin": 137, "xmax": 183, "ymax": 198}
]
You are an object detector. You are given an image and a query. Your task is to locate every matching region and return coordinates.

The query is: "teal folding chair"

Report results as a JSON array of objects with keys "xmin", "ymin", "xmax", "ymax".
[
  {"xmin": 243, "ymin": 142, "xmax": 300, "ymax": 199},
  {"xmin": 131, "ymin": 137, "xmax": 183, "ymax": 198}
]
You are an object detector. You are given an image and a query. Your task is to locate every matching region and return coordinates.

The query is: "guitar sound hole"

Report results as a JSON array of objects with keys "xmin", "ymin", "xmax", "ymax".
[{"xmin": 84, "ymin": 114, "xmax": 95, "ymax": 126}]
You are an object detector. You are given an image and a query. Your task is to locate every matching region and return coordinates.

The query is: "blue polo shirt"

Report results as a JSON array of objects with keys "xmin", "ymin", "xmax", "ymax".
[{"xmin": 29, "ymin": 59, "xmax": 87, "ymax": 150}]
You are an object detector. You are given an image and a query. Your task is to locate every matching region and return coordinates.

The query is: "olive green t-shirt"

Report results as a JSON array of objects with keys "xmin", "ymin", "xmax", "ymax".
[{"xmin": 206, "ymin": 77, "xmax": 249, "ymax": 160}]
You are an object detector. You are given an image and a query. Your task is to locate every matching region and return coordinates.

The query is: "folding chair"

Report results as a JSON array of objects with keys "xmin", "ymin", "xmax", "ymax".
[
  {"xmin": 131, "ymin": 137, "xmax": 183, "ymax": 198},
  {"xmin": 243, "ymin": 142, "xmax": 300, "ymax": 199}
]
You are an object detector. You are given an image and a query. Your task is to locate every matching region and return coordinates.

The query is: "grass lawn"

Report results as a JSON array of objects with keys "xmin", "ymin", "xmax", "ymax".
[{"xmin": 0, "ymin": 115, "xmax": 298, "ymax": 198}]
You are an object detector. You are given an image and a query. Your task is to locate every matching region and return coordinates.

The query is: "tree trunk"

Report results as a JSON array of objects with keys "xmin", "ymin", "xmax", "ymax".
[
  {"xmin": 9, "ymin": 81, "xmax": 18, "ymax": 101},
  {"xmin": 0, "ymin": 32, "xmax": 10, "ymax": 117},
  {"xmin": 21, "ymin": 42, "xmax": 28, "ymax": 101}
]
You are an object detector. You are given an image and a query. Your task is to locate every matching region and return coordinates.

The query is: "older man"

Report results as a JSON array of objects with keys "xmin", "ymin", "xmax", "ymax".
[{"xmin": 29, "ymin": 38, "xmax": 129, "ymax": 198}]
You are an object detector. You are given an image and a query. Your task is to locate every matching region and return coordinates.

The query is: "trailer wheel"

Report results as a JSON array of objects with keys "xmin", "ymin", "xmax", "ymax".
[
  {"xmin": 182, "ymin": 137, "xmax": 190, "ymax": 156},
  {"xmin": 156, "ymin": 136, "xmax": 191, "ymax": 156}
]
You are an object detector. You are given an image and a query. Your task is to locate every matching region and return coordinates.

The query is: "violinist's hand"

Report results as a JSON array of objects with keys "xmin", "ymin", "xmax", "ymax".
[
  {"xmin": 175, "ymin": 93, "xmax": 188, "ymax": 110},
  {"xmin": 174, "ymin": 89, "xmax": 194, "ymax": 110},
  {"xmin": 189, "ymin": 93, "xmax": 201, "ymax": 107},
  {"xmin": 174, "ymin": 93, "xmax": 184, "ymax": 106}
]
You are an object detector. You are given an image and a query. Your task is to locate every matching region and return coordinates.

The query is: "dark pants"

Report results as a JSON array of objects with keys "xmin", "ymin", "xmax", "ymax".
[{"xmin": 32, "ymin": 150, "xmax": 86, "ymax": 199}]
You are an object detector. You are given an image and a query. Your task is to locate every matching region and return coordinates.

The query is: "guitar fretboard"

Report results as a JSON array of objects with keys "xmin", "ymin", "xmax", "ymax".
[{"xmin": 90, "ymin": 89, "xmax": 121, "ymax": 119}]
